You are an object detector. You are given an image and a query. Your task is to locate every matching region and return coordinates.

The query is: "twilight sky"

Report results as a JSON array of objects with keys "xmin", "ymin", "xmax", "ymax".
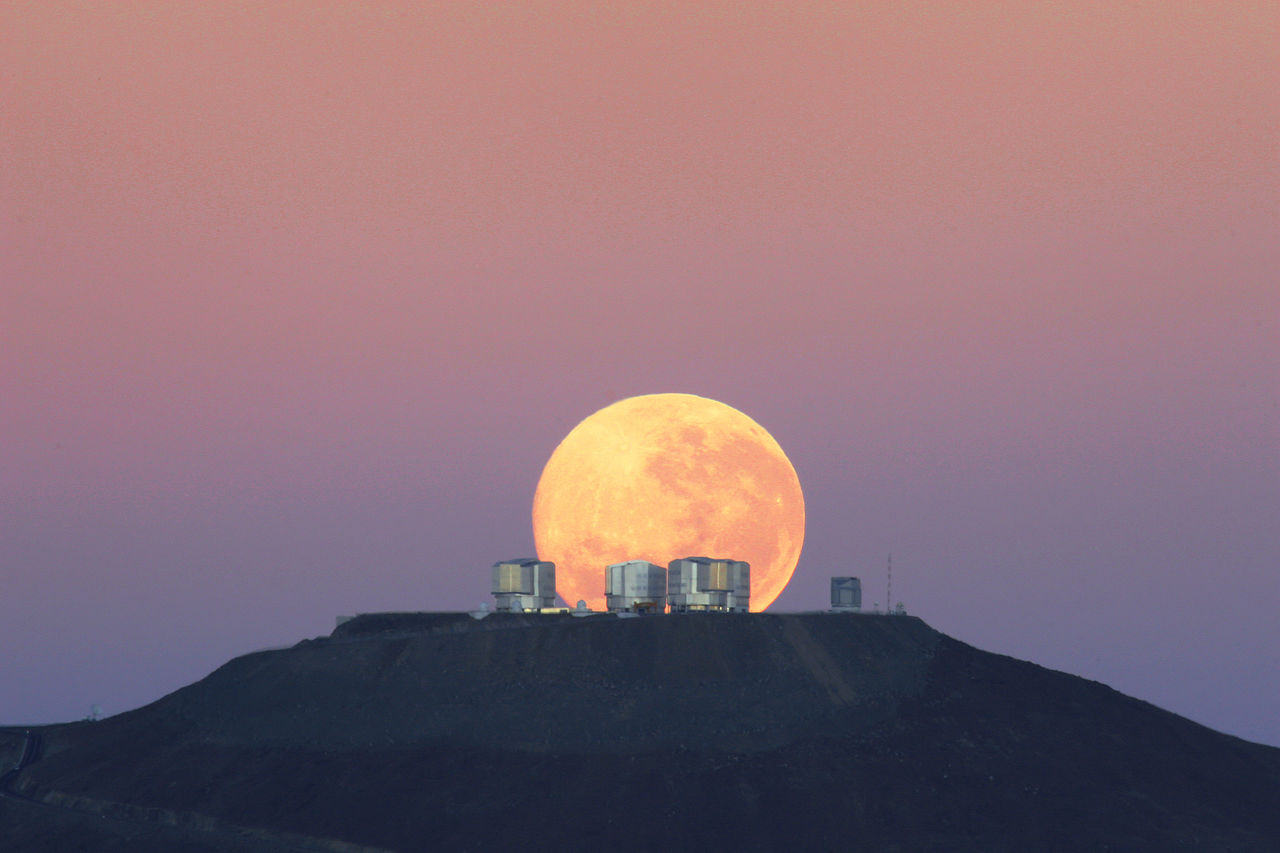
[{"xmin": 3, "ymin": 3, "xmax": 1277, "ymax": 746}]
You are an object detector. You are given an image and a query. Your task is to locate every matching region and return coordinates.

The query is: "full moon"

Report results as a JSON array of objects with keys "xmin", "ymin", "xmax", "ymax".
[{"xmin": 532, "ymin": 393, "xmax": 805, "ymax": 611}]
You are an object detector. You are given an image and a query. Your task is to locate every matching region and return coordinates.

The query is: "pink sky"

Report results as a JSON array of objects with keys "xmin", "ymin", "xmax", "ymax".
[{"xmin": 3, "ymin": 3, "xmax": 1277, "ymax": 745}]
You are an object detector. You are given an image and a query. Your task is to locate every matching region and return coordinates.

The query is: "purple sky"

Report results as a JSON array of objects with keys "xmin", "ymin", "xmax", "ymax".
[{"xmin": 3, "ymin": 3, "xmax": 1277, "ymax": 745}]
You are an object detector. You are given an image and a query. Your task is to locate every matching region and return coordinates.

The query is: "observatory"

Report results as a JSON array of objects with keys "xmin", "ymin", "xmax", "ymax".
[
  {"xmin": 830, "ymin": 576, "xmax": 862, "ymax": 611},
  {"xmin": 605, "ymin": 560, "xmax": 667, "ymax": 613},
  {"xmin": 491, "ymin": 558, "xmax": 556, "ymax": 612},
  {"xmin": 667, "ymin": 557, "xmax": 750, "ymax": 613}
]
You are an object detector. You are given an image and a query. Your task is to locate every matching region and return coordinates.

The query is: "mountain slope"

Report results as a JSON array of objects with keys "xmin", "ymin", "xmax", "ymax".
[{"xmin": 6, "ymin": 613, "xmax": 1279, "ymax": 851}]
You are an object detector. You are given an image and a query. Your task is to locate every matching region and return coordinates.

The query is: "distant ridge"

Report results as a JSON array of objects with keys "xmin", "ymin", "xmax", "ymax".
[{"xmin": 3, "ymin": 613, "xmax": 1278, "ymax": 851}]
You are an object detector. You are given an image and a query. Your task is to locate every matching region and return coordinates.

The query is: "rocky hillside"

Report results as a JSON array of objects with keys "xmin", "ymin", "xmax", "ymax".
[{"xmin": 5, "ymin": 613, "xmax": 1279, "ymax": 851}]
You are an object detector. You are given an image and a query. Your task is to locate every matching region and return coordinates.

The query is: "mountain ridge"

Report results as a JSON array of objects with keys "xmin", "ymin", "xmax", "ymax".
[{"xmin": 4, "ymin": 612, "xmax": 1278, "ymax": 851}]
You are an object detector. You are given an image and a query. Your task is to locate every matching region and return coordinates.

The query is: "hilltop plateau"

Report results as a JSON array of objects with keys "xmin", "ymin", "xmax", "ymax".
[{"xmin": 3, "ymin": 612, "xmax": 1278, "ymax": 851}]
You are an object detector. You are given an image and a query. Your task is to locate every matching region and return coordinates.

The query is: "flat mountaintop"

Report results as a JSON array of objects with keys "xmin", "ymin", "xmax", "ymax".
[{"xmin": 4, "ymin": 613, "xmax": 1278, "ymax": 851}]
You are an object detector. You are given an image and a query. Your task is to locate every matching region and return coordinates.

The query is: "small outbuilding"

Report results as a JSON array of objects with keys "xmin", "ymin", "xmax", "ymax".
[{"xmin": 830, "ymin": 576, "xmax": 862, "ymax": 611}]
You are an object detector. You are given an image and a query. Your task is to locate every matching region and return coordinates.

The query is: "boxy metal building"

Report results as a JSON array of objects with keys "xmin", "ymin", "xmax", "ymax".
[
  {"xmin": 605, "ymin": 560, "xmax": 667, "ymax": 613},
  {"xmin": 491, "ymin": 558, "xmax": 557, "ymax": 612},
  {"xmin": 667, "ymin": 557, "xmax": 750, "ymax": 613},
  {"xmin": 830, "ymin": 576, "xmax": 862, "ymax": 611}
]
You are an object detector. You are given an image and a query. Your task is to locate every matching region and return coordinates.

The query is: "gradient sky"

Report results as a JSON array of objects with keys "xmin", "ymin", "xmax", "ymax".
[{"xmin": 3, "ymin": 3, "xmax": 1277, "ymax": 745}]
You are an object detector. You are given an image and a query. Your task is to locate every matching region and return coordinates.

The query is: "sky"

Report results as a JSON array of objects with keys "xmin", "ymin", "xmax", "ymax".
[{"xmin": 3, "ymin": 3, "xmax": 1277, "ymax": 746}]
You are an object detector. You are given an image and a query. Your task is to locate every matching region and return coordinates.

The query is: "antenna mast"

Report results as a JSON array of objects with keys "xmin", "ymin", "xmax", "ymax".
[{"xmin": 886, "ymin": 553, "xmax": 893, "ymax": 612}]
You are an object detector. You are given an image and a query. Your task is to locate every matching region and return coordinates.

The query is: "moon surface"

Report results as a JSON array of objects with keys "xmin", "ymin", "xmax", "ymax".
[{"xmin": 532, "ymin": 394, "xmax": 805, "ymax": 611}]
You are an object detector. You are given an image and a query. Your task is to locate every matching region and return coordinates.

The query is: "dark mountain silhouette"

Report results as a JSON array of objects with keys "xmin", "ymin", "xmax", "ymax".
[{"xmin": 3, "ymin": 612, "xmax": 1278, "ymax": 851}]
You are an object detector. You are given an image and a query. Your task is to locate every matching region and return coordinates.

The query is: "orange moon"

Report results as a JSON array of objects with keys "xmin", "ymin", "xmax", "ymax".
[{"xmin": 532, "ymin": 393, "xmax": 805, "ymax": 611}]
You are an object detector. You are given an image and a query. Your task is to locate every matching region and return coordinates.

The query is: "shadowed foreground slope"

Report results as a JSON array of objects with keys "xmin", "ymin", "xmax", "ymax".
[{"xmin": 4, "ymin": 613, "xmax": 1279, "ymax": 851}]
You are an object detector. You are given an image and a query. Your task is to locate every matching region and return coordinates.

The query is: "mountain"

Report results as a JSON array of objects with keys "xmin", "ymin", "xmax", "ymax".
[{"xmin": 3, "ymin": 612, "xmax": 1278, "ymax": 851}]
